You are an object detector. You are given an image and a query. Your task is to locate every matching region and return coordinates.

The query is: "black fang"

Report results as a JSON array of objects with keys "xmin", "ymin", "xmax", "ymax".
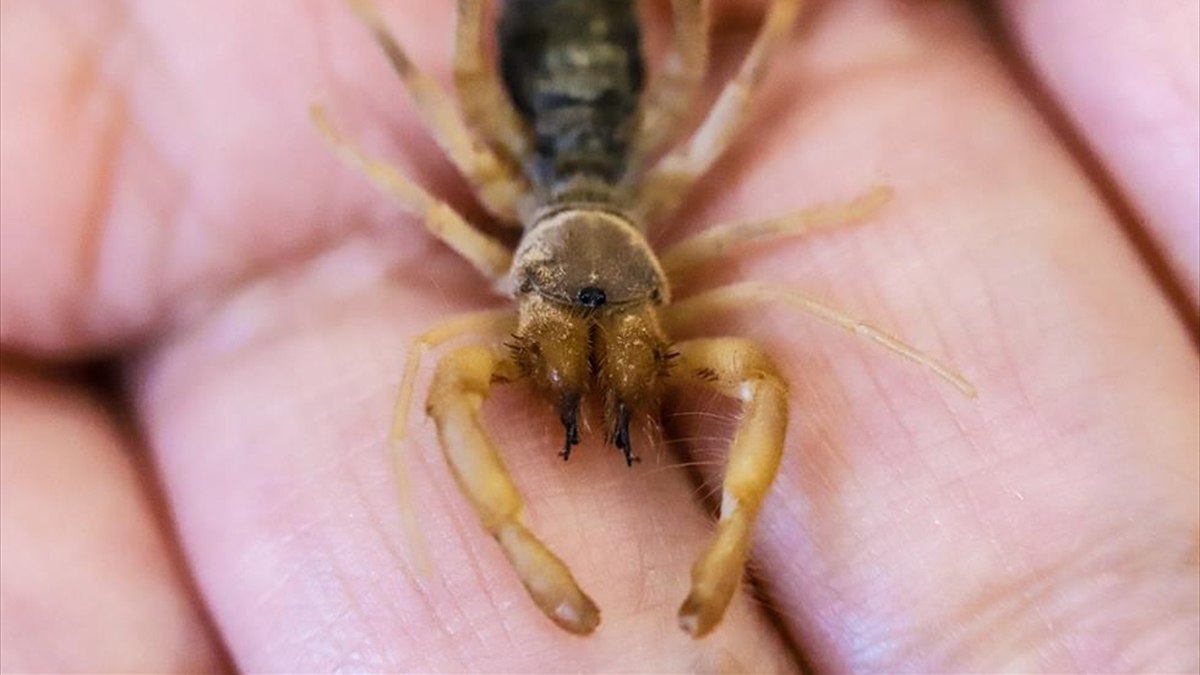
[
  {"xmin": 612, "ymin": 402, "xmax": 637, "ymax": 467},
  {"xmin": 558, "ymin": 392, "xmax": 582, "ymax": 461}
]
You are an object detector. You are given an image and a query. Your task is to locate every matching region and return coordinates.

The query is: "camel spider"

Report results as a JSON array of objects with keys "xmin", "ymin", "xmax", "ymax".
[{"xmin": 312, "ymin": 0, "xmax": 974, "ymax": 638}]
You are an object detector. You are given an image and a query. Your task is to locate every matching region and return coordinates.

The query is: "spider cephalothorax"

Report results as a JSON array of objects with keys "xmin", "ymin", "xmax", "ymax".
[{"xmin": 508, "ymin": 208, "xmax": 673, "ymax": 465}]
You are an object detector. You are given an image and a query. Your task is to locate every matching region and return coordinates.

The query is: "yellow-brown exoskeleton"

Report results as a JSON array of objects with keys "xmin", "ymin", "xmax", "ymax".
[
  {"xmin": 507, "ymin": 207, "xmax": 673, "ymax": 467},
  {"xmin": 313, "ymin": 0, "xmax": 975, "ymax": 638}
]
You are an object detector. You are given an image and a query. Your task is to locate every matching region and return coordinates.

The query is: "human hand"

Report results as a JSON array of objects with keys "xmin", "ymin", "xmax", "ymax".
[{"xmin": 2, "ymin": 1, "xmax": 1196, "ymax": 672}]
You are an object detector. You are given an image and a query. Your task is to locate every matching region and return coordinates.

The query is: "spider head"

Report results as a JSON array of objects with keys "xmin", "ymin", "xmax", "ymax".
[{"xmin": 508, "ymin": 208, "xmax": 673, "ymax": 465}]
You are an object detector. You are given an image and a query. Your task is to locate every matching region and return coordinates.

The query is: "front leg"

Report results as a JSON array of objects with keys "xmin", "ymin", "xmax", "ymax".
[
  {"xmin": 426, "ymin": 346, "xmax": 601, "ymax": 635},
  {"xmin": 667, "ymin": 338, "xmax": 788, "ymax": 637}
]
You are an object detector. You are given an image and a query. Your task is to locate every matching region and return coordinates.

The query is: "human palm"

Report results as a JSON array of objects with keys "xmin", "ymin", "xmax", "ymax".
[{"xmin": 2, "ymin": 1, "xmax": 1197, "ymax": 672}]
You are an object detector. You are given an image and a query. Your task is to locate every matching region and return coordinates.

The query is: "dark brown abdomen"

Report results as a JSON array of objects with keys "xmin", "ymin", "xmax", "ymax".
[{"xmin": 498, "ymin": 0, "xmax": 644, "ymax": 204}]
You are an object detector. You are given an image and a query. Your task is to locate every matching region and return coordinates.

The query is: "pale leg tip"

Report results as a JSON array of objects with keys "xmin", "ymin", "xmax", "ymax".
[
  {"xmin": 496, "ymin": 523, "xmax": 602, "ymax": 636},
  {"xmin": 551, "ymin": 594, "xmax": 601, "ymax": 635},
  {"xmin": 678, "ymin": 594, "xmax": 720, "ymax": 638}
]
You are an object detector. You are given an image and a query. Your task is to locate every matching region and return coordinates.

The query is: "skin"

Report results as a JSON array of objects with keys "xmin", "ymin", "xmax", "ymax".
[{"xmin": 1, "ymin": 0, "xmax": 1196, "ymax": 671}]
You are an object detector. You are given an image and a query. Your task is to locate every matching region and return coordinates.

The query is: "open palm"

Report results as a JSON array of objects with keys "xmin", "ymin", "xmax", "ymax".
[{"xmin": 2, "ymin": 1, "xmax": 1197, "ymax": 672}]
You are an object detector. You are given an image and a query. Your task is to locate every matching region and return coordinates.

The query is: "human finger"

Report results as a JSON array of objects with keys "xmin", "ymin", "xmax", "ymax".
[
  {"xmin": 0, "ymin": 366, "xmax": 226, "ymax": 672},
  {"xmin": 1000, "ymin": 0, "xmax": 1200, "ymax": 310}
]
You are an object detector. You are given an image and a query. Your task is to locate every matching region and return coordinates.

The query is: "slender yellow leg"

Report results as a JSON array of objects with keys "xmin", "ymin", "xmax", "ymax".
[
  {"xmin": 311, "ymin": 105, "xmax": 513, "ymax": 282},
  {"xmin": 388, "ymin": 310, "xmax": 515, "ymax": 575},
  {"xmin": 453, "ymin": 0, "xmax": 531, "ymax": 169},
  {"xmin": 627, "ymin": 0, "xmax": 711, "ymax": 174},
  {"xmin": 347, "ymin": 0, "xmax": 527, "ymax": 221},
  {"xmin": 667, "ymin": 338, "xmax": 788, "ymax": 637},
  {"xmin": 426, "ymin": 346, "xmax": 601, "ymax": 635},
  {"xmin": 664, "ymin": 282, "xmax": 976, "ymax": 397},
  {"xmin": 636, "ymin": 0, "xmax": 803, "ymax": 223},
  {"xmin": 659, "ymin": 186, "xmax": 893, "ymax": 277},
  {"xmin": 390, "ymin": 310, "xmax": 516, "ymax": 450}
]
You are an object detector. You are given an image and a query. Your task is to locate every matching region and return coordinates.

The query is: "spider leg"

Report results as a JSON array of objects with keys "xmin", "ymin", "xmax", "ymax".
[
  {"xmin": 626, "ymin": 0, "xmax": 711, "ymax": 176},
  {"xmin": 663, "ymin": 282, "xmax": 976, "ymax": 397},
  {"xmin": 386, "ymin": 310, "xmax": 515, "ymax": 575},
  {"xmin": 635, "ymin": 0, "xmax": 802, "ymax": 223},
  {"xmin": 453, "ymin": 0, "xmax": 531, "ymax": 175},
  {"xmin": 391, "ymin": 310, "xmax": 517, "ymax": 450},
  {"xmin": 347, "ymin": 0, "xmax": 527, "ymax": 221},
  {"xmin": 312, "ymin": 105, "xmax": 513, "ymax": 281},
  {"xmin": 659, "ymin": 186, "xmax": 893, "ymax": 278},
  {"xmin": 426, "ymin": 345, "xmax": 601, "ymax": 635},
  {"xmin": 666, "ymin": 338, "xmax": 787, "ymax": 637}
]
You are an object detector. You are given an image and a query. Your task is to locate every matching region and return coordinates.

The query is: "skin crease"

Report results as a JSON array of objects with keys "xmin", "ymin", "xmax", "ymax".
[
  {"xmin": 0, "ymin": 0, "xmax": 1197, "ymax": 672},
  {"xmin": 0, "ymin": 369, "xmax": 226, "ymax": 673}
]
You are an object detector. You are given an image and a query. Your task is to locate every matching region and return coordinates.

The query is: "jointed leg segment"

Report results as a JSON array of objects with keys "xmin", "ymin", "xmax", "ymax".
[
  {"xmin": 426, "ymin": 346, "xmax": 601, "ymax": 635},
  {"xmin": 347, "ymin": 0, "xmax": 527, "ymax": 221},
  {"xmin": 659, "ymin": 186, "xmax": 893, "ymax": 277},
  {"xmin": 390, "ymin": 310, "xmax": 516, "ymax": 452},
  {"xmin": 664, "ymin": 282, "xmax": 977, "ymax": 397},
  {"xmin": 636, "ymin": 0, "xmax": 803, "ymax": 222},
  {"xmin": 311, "ymin": 106, "xmax": 513, "ymax": 281},
  {"xmin": 628, "ymin": 0, "xmax": 711, "ymax": 175},
  {"xmin": 388, "ymin": 310, "xmax": 516, "ymax": 575},
  {"xmin": 668, "ymin": 338, "xmax": 788, "ymax": 637},
  {"xmin": 453, "ymin": 0, "xmax": 532, "ymax": 167}
]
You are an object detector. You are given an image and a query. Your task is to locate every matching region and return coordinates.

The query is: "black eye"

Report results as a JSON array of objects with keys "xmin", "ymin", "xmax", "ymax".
[
  {"xmin": 649, "ymin": 288, "xmax": 662, "ymax": 303},
  {"xmin": 576, "ymin": 286, "xmax": 607, "ymax": 308},
  {"xmin": 519, "ymin": 276, "xmax": 534, "ymax": 294}
]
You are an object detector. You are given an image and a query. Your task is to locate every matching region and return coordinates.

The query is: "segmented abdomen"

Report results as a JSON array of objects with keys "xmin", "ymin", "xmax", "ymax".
[{"xmin": 498, "ymin": 0, "xmax": 644, "ymax": 204}]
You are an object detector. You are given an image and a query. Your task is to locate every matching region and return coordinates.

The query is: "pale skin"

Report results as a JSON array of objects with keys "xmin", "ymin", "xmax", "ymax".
[{"xmin": 1, "ymin": 1, "xmax": 1197, "ymax": 673}]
